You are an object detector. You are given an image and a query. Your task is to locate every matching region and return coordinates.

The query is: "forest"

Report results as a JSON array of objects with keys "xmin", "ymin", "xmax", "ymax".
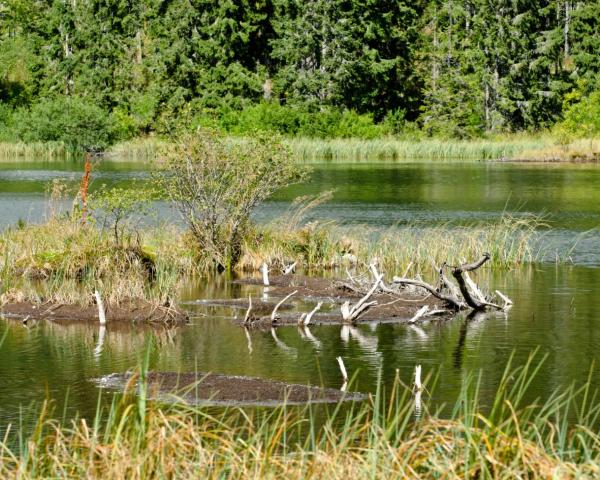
[{"xmin": 0, "ymin": 0, "xmax": 599, "ymax": 150}]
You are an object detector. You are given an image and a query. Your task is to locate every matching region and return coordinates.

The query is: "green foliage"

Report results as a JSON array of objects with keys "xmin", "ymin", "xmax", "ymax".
[
  {"xmin": 0, "ymin": 0, "xmax": 599, "ymax": 139},
  {"xmin": 90, "ymin": 184, "xmax": 155, "ymax": 246},
  {"xmin": 158, "ymin": 129, "xmax": 308, "ymax": 270},
  {"xmin": 210, "ymin": 102, "xmax": 390, "ymax": 139},
  {"xmin": 12, "ymin": 97, "xmax": 115, "ymax": 151},
  {"xmin": 556, "ymin": 87, "xmax": 600, "ymax": 138}
]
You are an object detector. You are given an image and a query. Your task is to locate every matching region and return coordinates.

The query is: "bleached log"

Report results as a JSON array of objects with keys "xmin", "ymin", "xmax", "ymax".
[
  {"xmin": 270, "ymin": 290, "xmax": 297, "ymax": 322},
  {"xmin": 392, "ymin": 276, "xmax": 463, "ymax": 310},
  {"xmin": 464, "ymin": 271, "xmax": 487, "ymax": 303},
  {"xmin": 303, "ymin": 301, "xmax": 323, "ymax": 326},
  {"xmin": 369, "ymin": 263, "xmax": 395, "ymax": 294},
  {"xmin": 94, "ymin": 290, "xmax": 106, "ymax": 325},
  {"xmin": 451, "ymin": 254, "xmax": 502, "ymax": 311},
  {"xmin": 408, "ymin": 305, "xmax": 430, "ymax": 323},
  {"xmin": 261, "ymin": 263, "xmax": 270, "ymax": 286}
]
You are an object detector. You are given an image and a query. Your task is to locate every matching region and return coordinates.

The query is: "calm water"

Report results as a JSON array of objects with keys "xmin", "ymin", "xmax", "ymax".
[{"xmin": 1, "ymin": 159, "xmax": 600, "ymax": 427}]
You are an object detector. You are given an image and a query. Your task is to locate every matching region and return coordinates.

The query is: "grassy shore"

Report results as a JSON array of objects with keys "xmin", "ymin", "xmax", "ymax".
[
  {"xmin": 0, "ymin": 213, "xmax": 541, "ymax": 307},
  {"xmin": 1, "ymin": 355, "xmax": 599, "ymax": 478},
  {"xmin": 1, "ymin": 135, "xmax": 594, "ymax": 163}
]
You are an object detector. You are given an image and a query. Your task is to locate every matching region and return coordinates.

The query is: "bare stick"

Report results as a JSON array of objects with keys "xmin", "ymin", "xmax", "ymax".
[
  {"xmin": 414, "ymin": 364, "xmax": 423, "ymax": 392},
  {"xmin": 495, "ymin": 290, "xmax": 513, "ymax": 308},
  {"xmin": 341, "ymin": 273, "xmax": 383, "ymax": 322},
  {"xmin": 94, "ymin": 290, "xmax": 106, "ymax": 325},
  {"xmin": 337, "ymin": 356, "xmax": 348, "ymax": 383},
  {"xmin": 303, "ymin": 301, "xmax": 323, "ymax": 326},
  {"xmin": 271, "ymin": 290, "xmax": 297, "ymax": 322},
  {"xmin": 369, "ymin": 263, "xmax": 395, "ymax": 294},
  {"xmin": 282, "ymin": 261, "xmax": 297, "ymax": 275},
  {"xmin": 408, "ymin": 305, "xmax": 430, "ymax": 324},
  {"xmin": 243, "ymin": 295, "xmax": 253, "ymax": 325},
  {"xmin": 261, "ymin": 263, "xmax": 270, "ymax": 286}
]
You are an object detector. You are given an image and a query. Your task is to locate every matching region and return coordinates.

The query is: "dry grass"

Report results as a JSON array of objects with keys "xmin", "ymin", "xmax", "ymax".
[
  {"xmin": 516, "ymin": 138, "xmax": 600, "ymax": 162},
  {"xmin": 0, "ymin": 356, "xmax": 599, "ymax": 478}
]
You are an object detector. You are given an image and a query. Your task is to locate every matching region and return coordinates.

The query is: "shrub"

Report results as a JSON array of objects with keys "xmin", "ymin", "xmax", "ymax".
[
  {"xmin": 556, "ymin": 88, "xmax": 600, "ymax": 138},
  {"xmin": 12, "ymin": 96, "xmax": 115, "ymax": 151},
  {"xmin": 158, "ymin": 130, "xmax": 308, "ymax": 270}
]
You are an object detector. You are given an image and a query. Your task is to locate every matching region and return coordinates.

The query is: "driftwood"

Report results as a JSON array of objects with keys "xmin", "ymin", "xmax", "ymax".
[
  {"xmin": 393, "ymin": 254, "xmax": 510, "ymax": 313},
  {"xmin": 340, "ymin": 272, "xmax": 383, "ymax": 322}
]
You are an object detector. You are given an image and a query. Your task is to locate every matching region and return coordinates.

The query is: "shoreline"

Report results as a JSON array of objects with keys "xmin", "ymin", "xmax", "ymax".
[{"xmin": 1, "ymin": 135, "xmax": 599, "ymax": 163}]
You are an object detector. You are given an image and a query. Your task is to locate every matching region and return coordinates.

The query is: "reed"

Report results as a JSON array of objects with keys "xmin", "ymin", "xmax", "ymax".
[
  {"xmin": 239, "ymin": 214, "xmax": 544, "ymax": 274},
  {"xmin": 286, "ymin": 137, "xmax": 554, "ymax": 162},
  {"xmin": 0, "ymin": 135, "xmax": 561, "ymax": 163},
  {"xmin": 0, "ymin": 141, "xmax": 74, "ymax": 161},
  {"xmin": 0, "ymin": 354, "xmax": 598, "ymax": 478}
]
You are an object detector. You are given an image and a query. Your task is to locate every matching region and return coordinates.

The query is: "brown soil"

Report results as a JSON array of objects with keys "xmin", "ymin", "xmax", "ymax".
[
  {"xmin": 96, "ymin": 371, "xmax": 365, "ymax": 406},
  {"xmin": 231, "ymin": 274, "xmax": 449, "ymax": 327},
  {"xmin": 0, "ymin": 299, "xmax": 189, "ymax": 325}
]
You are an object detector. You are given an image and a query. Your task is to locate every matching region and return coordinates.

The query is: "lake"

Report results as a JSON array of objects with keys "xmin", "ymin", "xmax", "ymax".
[{"xmin": 1, "ymin": 159, "xmax": 600, "ymax": 428}]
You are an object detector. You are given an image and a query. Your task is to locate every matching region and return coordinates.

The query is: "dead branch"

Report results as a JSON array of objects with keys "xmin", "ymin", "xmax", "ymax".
[
  {"xmin": 451, "ymin": 254, "xmax": 502, "ymax": 310},
  {"xmin": 341, "ymin": 272, "xmax": 382, "ymax": 323},
  {"xmin": 271, "ymin": 290, "xmax": 297, "ymax": 322},
  {"xmin": 392, "ymin": 276, "xmax": 463, "ymax": 310},
  {"xmin": 303, "ymin": 301, "xmax": 323, "ymax": 326}
]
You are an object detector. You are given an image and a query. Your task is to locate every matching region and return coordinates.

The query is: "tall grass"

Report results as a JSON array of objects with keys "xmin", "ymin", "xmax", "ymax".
[
  {"xmin": 0, "ymin": 135, "xmax": 560, "ymax": 163},
  {"xmin": 1, "ymin": 354, "xmax": 599, "ymax": 478},
  {"xmin": 240, "ymin": 214, "xmax": 543, "ymax": 273},
  {"xmin": 0, "ymin": 141, "xmax": 74, "ymax": 161},
  {"xmin": 287, "ymin": 137, "xmax": 554, "ymax": 162},
  {"xmin": 0, "ymin": 212, "xmax": 542, "ymax": 305}
]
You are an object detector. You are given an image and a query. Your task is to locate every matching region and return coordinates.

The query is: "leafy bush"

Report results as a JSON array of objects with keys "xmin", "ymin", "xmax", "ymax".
[
  {"xmin": 204, "ymin": 102, "xmax": 391, "ymax": 139},
  {"xmin": 158, "ymin": 130, "xmax": 308, "ymax": 270},
  {"xmin": 90, "ymin": 184, "xmax": 155, "ymax": 246},
  {"xmin": 556, "ymin": 88, "xmax": 600, "ymax": 138},
  {"xmin": 12, "ymin": 97, "xmax": 115, "ymax": 151}
]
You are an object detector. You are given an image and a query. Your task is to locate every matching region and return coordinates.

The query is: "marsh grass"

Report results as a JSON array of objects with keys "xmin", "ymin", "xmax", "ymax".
[
  {"xmin": 0, "ymin": 141, "xmax": 73, "ymax": 161},
  {"xmin": 0, "ymin": 135, "xmax": 560, "ymax": 163},
  {"xmin": 239, "ymin": 214, "xmax": 543, "ymax": 274},
  {"xmin": 1, "ymin": 354, "xmax": 599, "ymax": 478},
  {"xmin": 517, "ymin": 138, "xmax": 600, "ymax": 162},
  {"xmin": 286, "ymin": 137, "xmax": 554, "ymax": 162},
  {"xmin": 0, "ymin": 218, "xmax": 198, "ymax": 305},
  {"xmin": 0, "ymin": 211, "xmax": 542, "ymax": 306}
]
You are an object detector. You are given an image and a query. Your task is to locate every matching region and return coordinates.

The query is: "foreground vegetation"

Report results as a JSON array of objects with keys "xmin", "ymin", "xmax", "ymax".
[{"xmin": 1, "ymin": 354, "xmax": 599, "ymax": 478}]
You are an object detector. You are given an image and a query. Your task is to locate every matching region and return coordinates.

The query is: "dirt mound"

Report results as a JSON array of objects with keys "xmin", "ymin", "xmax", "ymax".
[{"xmin": 96, "ymin": 371, "xmax": 365, "ymax": 406}]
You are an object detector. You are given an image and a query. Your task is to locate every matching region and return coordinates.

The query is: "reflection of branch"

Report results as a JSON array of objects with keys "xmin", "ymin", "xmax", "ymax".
[
  {"xmin": 298, "ymin": 325, "xmax": 321, "ymax": 349},
  {"xmin": 93, "ymin": 325, "xmax": 106, "ymax": 358},
  {"xmin": 244, "ymin": 327, "xmax": 253, "ymax": 354},
  {"xmin": 270, "ymin": 328, "xmax": 297, "ymax": 356}
]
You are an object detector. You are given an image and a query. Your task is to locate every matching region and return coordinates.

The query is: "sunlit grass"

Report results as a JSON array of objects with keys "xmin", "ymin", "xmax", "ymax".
[
  {"xmin": 287, "ymin": 137, "xmax": 554, "ymax": 162},
  {"xmin": 1, "ymin": 354, "xmax": 599, "ymax": 478}
]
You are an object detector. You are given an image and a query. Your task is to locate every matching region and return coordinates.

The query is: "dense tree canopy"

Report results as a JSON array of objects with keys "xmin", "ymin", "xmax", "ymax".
[{"xmin": 0, "ymin": 0, "xmax": 599, "ymax": 142}]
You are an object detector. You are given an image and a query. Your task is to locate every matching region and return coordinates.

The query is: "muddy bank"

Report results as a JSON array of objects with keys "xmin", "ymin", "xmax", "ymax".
[
  {"xmin": 225, "ymin": 274, "xmax": 447, "ymax": 326},
  {"xmin": 96, "ymin": 371, "xmax": 364, "ymax": 406},
  {"xmin": 0, "ymin": 300, "xmax": 189, "ymax": 325}
]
